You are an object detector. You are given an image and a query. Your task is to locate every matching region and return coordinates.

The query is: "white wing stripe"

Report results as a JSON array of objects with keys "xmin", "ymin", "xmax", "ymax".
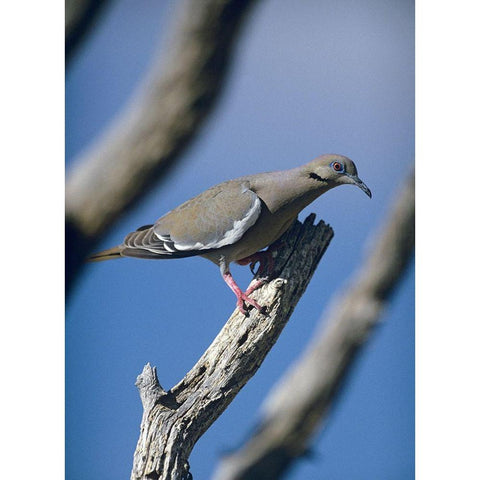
[
  {"xmin": 163, "ymin": 243, "xmax": 176, "ymax": 253},
  {"xmin": 174, "ymin": 194, "xmax": 261, "ymax": 251}
]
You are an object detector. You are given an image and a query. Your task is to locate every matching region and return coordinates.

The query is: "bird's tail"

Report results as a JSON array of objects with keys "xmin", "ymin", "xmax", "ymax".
[{"xmin": 87, "ymin": 246, "xmax": 123, "ymax": 262}]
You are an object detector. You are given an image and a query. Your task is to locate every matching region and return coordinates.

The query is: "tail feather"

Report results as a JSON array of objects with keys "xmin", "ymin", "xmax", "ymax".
[{"xmin": 88, "ymin": 246, "xmax": 123, "ymax": 262}]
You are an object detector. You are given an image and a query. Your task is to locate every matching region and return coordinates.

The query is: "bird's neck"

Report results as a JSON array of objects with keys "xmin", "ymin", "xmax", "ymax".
[
  {"xmin": 255, "ymin": 169, "xmax": 332, "ymax": 215},
  {"xmin": 280, "ymin": 186, "xmax": 330, "ymax": 216}
]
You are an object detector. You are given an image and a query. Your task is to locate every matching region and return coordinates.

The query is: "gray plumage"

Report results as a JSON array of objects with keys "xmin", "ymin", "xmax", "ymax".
[{"xmin": 89, "ymin": 154, "xmax": 371, "ymax": 313}]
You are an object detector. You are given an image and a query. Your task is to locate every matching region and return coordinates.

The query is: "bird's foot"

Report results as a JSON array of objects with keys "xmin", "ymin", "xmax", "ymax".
[
  {"xmin": 236, "ymin": 250, "xmax": 275, "ymax": 277},
  {"xmin": 245, "ymin": 277, "xmax": 268, "ymax": 296},
  {"xmin": 235, "ymin": 291, "xmax": 266, "ymax": 316},
  {"xmin": 222, "ymin": 271, "xmax": 266, "ymax": 316}
]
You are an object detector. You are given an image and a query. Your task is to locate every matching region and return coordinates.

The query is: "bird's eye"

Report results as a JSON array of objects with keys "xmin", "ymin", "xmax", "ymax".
[{"xmin": 331, "ymin": 161, "xmax": 344, "ymax": 172}]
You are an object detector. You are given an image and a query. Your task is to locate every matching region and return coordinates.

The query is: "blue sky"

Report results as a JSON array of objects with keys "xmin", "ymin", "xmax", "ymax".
[{"xmin": 66, "ymin": 0, "xmax": 414, "ymax": 478}]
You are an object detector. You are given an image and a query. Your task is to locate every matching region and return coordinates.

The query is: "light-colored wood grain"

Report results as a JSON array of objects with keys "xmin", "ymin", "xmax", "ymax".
[
  {"xmin": 214, "ymin": 171, "xmax": 415, "ymax": 480},
  {"xmin": 131, "ymin": 216, "xmax": 334, "ymax": 480}
]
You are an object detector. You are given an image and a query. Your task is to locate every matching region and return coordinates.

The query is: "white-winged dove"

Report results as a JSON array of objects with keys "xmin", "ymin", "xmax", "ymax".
[{"xmin": 89, "ymin": 154, "xmax": 371, "ymax": 313}]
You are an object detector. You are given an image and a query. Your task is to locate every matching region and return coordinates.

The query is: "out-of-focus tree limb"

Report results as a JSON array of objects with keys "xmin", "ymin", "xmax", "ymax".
[
  {"xmin": 130, "ymin": 217, "xmax": 334, "ymax": 480},
  {"xmin": 65, "ymin": 0, "xmax": 260, "ymax": 293},
  {"xmin": 65, "ymin": 0, "xmax": 112, "ymax": 64},
  {"xmin": 214, "ymin": 169, "xmax": 415, "ymax": 480}
]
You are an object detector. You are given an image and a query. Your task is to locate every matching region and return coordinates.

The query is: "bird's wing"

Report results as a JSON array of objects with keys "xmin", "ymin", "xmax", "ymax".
[{"xmin": 121, "ymin": 180, "xmax": 261, "ymax": 258}]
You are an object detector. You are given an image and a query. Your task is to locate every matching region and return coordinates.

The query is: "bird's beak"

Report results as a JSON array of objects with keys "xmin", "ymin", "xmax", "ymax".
[{"xmin": 347, "ymin": 174, "xmax": 372, "ymax": 198}]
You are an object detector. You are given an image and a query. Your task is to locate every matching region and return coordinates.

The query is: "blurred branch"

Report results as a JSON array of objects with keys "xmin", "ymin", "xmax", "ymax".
[
  {"xmin": 213, "ymin": 170, "xmax": 415, "ymax": 480},
  {"xmin": 130, "ymin": 216, "xmax": 334, "ymax": 480},
  {"xmin": 65, "ymin": 0, "xmax": 260, "ymax": 293},
  {"xmin": 65, "ymin": 0, "xmax": 112, "ymax": 64}
]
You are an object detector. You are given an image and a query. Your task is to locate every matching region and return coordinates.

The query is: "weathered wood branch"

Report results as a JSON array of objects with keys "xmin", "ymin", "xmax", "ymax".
[
  {"xmin": 131, "ymin": 215, "xmax": 334, "ymax": 480},
  {"xmin": 213, "ymin": 170, "xmax": 415, "ymax": 480},
  {"xmin": 66, "ymin": 0, "xmax": 260, "ymax": 292}
]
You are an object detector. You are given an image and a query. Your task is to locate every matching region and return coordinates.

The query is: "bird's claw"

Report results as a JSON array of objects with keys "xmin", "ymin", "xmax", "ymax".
[{"xmin": 236, "ymin": 293, "xmax": 266, "ymax": 316}]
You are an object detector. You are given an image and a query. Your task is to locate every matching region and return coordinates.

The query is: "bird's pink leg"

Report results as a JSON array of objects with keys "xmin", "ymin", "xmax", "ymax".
[
  {"xmin": 244, "ymin": 278, "xmax": 266, "ymax": 297},
  {"xmin": 236, "ymin": 250, "xmax": 275, "ymax": 276},
  {"xmin": 222, "ymin": 271, "xmax": 263, "ymax": 315},
  {"xmin": 236, "ymin": 249, "xmax": 277, "ymax": 296}
]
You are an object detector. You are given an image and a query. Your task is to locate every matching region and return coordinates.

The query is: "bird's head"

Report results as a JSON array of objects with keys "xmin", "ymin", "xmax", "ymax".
[{"xmin": 304, "ymin": 154, "xmax": 372, "ymax": 198}]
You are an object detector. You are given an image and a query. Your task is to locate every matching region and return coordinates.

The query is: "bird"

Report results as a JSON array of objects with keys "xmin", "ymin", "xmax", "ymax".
[{"xmin": 89, "ymin": 154, "xmax": 371, "ymax": 314}]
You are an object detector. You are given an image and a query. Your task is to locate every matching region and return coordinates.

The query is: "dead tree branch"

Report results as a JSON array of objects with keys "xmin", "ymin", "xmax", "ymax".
[
  {"xmin": 131, "ymin": 216, "xmax": 334, "ymax": 480},
  {"xmin": 66, "ymin": 0, "xmax": 260, "ymax": 292},
  {"xmin": 214, "ymin": 170, "xmax": 415, "ymax": 480}
]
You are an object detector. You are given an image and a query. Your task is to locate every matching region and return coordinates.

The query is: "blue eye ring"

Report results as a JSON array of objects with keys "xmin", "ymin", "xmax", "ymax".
[{"xmin": 330, "ymin": 161, "xmax": 345, "ymax": 173}]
